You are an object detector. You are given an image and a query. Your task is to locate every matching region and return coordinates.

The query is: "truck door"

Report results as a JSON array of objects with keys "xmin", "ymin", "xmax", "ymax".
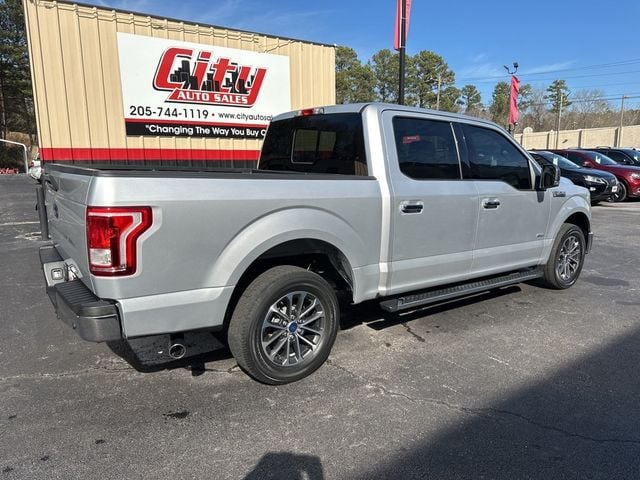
[
  {"xmin": 456, "ymin": 123, "xmax": 550, "ymax": 275},
  {"xmin": 382, "ymin": 113, "xmax": 479, "ymax": 295}
]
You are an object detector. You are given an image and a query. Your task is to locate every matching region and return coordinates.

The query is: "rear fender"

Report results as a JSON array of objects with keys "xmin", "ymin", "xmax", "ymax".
[{"xmin": 206, "ymin": 207, "xmax": 370, "ymax": 297}]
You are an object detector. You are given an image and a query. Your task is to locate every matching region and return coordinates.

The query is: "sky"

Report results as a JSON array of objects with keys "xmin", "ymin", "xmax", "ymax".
[{"xmin": 93, "ymin": 0, "xmax": 640, "ymax": 110}]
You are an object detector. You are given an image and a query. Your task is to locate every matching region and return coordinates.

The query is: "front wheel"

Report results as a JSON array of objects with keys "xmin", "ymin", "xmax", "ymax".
[
  {"xmin": 611, "ymin": 181, "xmax": 628, "ymax": 202},
  {"xmin": 227, "ymin": 265, "xmax": 339, "ymax": 384},
  {"xmin": 539, "ymin": 224, "xmax": 586, "ymax": 289}
]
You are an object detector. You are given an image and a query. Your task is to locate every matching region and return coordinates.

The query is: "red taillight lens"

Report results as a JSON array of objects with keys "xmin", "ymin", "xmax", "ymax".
[{"xmin": 86, "ymin": 206, "xmax": 152, "ymax": 276}]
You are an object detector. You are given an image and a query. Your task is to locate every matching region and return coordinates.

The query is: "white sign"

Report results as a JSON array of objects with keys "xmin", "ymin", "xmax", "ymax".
[{"xmin": 117, "ymin": 32, "xmax": 291, "ymax": 139}]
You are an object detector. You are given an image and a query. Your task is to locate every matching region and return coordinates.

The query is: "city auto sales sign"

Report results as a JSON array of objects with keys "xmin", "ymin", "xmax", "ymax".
[{"xmin": 117, "ymin": 32, "xmax": 291, "ymax": 139}]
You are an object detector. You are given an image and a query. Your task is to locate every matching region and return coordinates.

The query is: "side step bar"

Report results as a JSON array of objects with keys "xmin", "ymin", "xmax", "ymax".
[{"xmin": 379, "ymin": 268, "xmax": 543, "ymax": 313}]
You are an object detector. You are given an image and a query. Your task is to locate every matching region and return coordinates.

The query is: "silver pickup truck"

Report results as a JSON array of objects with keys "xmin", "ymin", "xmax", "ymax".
[{"xmin": 39, "ymin": 103, "xmax": 592, "ymax": 384}]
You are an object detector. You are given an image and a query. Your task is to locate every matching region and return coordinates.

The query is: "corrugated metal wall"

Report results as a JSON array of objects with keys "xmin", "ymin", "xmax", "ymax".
[{"xmin": 23, "ymin": 0, "xmax": 336, "ymax": 168}]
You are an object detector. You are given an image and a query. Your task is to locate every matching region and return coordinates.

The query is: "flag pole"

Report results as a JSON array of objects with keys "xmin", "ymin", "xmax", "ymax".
[{"xmin": 398, "ymin": 0, "xmax": 406, "ymax": 105}]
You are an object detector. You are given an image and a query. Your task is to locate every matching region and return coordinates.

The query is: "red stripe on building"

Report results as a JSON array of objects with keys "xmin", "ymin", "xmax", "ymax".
[{"xmin": 40, "ymin": 148, "xmax": 260, "ymax": 162}]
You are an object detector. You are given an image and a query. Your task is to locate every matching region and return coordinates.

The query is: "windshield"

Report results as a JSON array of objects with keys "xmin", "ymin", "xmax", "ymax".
[
  {"xmin": 535, "ymin": 151, "xmax": 580, "ymax": 170},
  {"xmin": 582, "ymin": 150, "xmax": 618, "ymax": 165}
]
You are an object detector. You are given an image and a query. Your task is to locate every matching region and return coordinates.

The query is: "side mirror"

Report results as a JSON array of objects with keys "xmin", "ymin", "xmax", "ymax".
[{"xmin": 538, "ymin": 164, "xmax": 560, "ymax": 190}]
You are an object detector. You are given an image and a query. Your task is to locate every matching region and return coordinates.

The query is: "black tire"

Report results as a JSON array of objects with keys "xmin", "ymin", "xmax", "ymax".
[
  {"xmin": 612, "ymin": 181, "xmax": 628, "ymax": 202},
  {"xmin": 590, "ymin": 200, "xmax": 600, "ymax": 206},
  {"xmin": 539, "ymin": 224, "xmax": 586, "ymax": 289},
  {"xmin": 227, "ymin": 265, "xmax": 339, "ymax": 384}
]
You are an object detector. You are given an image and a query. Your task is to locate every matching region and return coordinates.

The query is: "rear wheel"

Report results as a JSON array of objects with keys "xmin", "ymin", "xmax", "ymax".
[
  {"xmin": 228, "ymin": 265, "xmax": 339, "ymax": 384},
  {"xmin": 539, "ymin": 224, "xmax": 586, "ymax": 289}
]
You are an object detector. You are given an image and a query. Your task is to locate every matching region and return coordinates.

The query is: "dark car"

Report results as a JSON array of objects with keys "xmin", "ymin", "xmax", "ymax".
[
  {"xmin": 550, "ymin": 149, "xmax": 640, "ymax": 202},
  {"xmin": 529, "ymin": 150, "xmax": 618, "ymax": 204},
  {"xmin": 586, "ymin": 147, "xmax": 640, "ymax": 167}
]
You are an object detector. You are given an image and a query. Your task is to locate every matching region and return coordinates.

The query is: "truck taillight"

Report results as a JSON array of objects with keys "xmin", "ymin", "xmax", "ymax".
[{"xmin": 86, "ymin": 206, "xmax": 152, "ymax": 276}]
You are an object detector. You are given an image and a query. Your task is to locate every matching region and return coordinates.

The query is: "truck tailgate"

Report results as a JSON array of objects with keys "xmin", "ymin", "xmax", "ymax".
[{"xmin": 43, "ymin": 167, "xmax": 93, "ymax": 282}]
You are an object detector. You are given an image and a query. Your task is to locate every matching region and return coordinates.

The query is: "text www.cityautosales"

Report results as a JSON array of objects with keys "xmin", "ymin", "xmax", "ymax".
[{"xmin": 217, "ymin": 112, "xmax": 273, "ymax": 122}]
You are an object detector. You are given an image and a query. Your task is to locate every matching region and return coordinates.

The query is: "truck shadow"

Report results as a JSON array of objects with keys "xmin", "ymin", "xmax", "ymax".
[
  {"xmin": 243, "ymin": 452, "xmax": 324, "ymax": 480},
  {"xmin": 340, "ymin": 285, "xmax": 522, "ymax": 331},
  {"xmin": 108, "ymin": 286, "xmax": 523, "ymax": 375}
]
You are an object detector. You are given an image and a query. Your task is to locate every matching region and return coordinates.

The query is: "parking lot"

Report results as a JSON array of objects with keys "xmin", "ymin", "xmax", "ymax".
[{"xmin": 1, "ymin": 174, "xmax": 639, "ymax": 479}]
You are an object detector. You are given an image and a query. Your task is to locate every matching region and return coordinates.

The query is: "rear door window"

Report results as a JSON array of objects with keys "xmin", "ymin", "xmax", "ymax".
[{"xmin": 392, "ymin": 117, "xmax": 461, "ymax": 180}]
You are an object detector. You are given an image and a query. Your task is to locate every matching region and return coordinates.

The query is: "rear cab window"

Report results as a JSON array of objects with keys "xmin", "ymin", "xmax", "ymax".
[{"xmin": 259, "ymin": 113, "xmax": 368, "ymax": 175}]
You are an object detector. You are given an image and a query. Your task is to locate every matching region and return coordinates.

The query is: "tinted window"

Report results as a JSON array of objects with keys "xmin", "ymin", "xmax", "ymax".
[
  {"xmin": 393, "ymin": 117, "xmax": 460, "ymax": 180},
  {"xmin": 605, "ymin": 151, "xmax": 630, "ymax": 164},
  {"xmin": 536, "ymin": 151, "xmax": 580, "ymax": 170},
  {"xmin": 463, "ymin": 124, "xmax": 532, "ymax": 189},
  {"xmin": 260, "ymin": 113, "xmax": 368, "ymax": 175},
  {"xmin": 562, "ymin": 151, "xmax": 582, "ymax": 165},
  {"xmin": 582, "ymin": 151, "xmax": 617, "ymax": 165},
  {"xmin": 530, "ymin": 153, "xmax": 550, "ymax": 168}
]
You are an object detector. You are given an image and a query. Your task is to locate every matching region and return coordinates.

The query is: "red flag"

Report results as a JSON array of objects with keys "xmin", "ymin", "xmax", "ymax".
[
  {"xmin": 393, "ymin": 0, "xmax": 412, "ymax": 51},
  {"xmin": 508, "ymin": 75, "xmax": 520, "ymax": 125}
]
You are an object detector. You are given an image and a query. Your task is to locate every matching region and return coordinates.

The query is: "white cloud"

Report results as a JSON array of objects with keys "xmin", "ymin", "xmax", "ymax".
[
  {"xmin": 520, "ymin": 61, "xmax": 576, "ymax": 75},
  {"xmin": 471, "ymin": 52, "xmax": 487, "ymax": 63}
]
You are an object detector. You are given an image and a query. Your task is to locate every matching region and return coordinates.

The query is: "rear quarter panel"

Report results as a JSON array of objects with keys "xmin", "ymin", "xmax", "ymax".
[{"xmin": 87, "ymin": 175, "xmax": 383, "ymax": 302}]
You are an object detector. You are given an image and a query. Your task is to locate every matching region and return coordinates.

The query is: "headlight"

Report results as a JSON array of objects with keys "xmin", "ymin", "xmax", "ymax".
[
  {"xmin": 584, "ymin": 175, "xmax": 605, "ymax": 184},
  {"xmin": 631, "ymin": 173, "xmax": 640, "ymax": 180}
]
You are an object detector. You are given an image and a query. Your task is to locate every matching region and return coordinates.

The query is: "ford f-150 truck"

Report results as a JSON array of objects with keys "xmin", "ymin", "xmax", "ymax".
[{"xmin": 39, "ymin": 103, "xmax": 593, "ymax": 384}]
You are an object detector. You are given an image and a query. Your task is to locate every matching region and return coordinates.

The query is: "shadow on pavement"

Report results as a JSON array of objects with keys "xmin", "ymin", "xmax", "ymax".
[
  {"xmin": 108, "ymin": 286, "xmax": 525, "ymax": 375},
  {"xmin": 340, "ymin": 285, "xmax": 523, "ymax": 331},
  {"xmin": 353, "ymin": 325, "xmax": 640, "ymax": 479},
  {"xmin": 244, "ymin": 452, "xmax": 324, "ymax": 480}
]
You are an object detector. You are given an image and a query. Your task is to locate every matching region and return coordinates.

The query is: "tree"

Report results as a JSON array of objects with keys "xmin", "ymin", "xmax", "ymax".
[
  {"xmin": 459, "ymin": 84, "xmax": 483, "ymax": 116},
  {"xmin": 568, "ymin": 89, "xmax": 612, "ymax": 129},
  {"xmin": 335, "ymin": 46, "xmax": 375, "ymax": 104},
  {"xmin": 370, "ymin": 49, "xmax": 399, "ymax": 103},
  {"xmin": 517, "ymin": 83, "xmax": 533, "ymax": 112},
  {"xmin": 0, "ymin": 0, "xmax": 35, "ymax": 144},
  {"xmin": 438, "ymin": 85, "xmax": 461, "ymax": 113},
  {"xmin": 406, "ymin": 50, "xmax": 455, "ymax": 109},
  {"xmin": 545, "ymin": 79, "xmax": 571, "ymax": 114},
  {"xmin": 519, "ymin": 87, "xmax": 551, "ymax": 132},
  {"xmin": 489, "ymin": 81, "xmax": 510, "ymax": 127}
]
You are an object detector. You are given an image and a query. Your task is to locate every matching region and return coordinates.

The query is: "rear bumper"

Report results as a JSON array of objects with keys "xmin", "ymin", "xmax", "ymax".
[{"xmin": 40, "ymin": 245, "xmax": 122, "ymax": 342}]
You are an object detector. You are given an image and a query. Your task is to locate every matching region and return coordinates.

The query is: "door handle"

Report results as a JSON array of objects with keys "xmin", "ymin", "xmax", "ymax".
[
  {"xmin": 483, "ymin": 199, "xmax": 501, "ymax": 209},
  {"xmin": 400, "ymin": 201, "xmax": 424, "ymax": 214}
]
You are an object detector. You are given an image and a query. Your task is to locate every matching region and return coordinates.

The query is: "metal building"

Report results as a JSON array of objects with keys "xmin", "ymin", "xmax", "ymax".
[{"xmin": 23, "ymin": 0, "xmax": 336, "ymax": 167}]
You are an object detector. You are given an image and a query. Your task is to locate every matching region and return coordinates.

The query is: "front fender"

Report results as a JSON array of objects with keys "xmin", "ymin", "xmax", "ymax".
[
  {"xmin": 541, "ymin": 192, "xmax": 591, "ymax": 264},
  {"xmin": 205, "ymin": 207, "xmax": 374, "ymax": 289}
]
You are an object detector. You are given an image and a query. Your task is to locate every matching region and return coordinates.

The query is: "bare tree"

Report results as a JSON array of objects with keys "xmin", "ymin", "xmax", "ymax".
[{"xmin": 569, "ymin": 89, "xmax": 612, "ymax": 129}]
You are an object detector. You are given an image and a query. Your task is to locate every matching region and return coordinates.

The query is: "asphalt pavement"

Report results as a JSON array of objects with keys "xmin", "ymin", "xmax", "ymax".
[{"xmin": 1, "ymin": 174, "xmax": 639, "ymax": 479}]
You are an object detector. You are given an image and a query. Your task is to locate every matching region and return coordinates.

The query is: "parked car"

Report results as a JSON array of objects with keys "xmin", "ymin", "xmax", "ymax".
[
  {"xmin": 529, "ymin": 150, "xmax": 618, "ymax": 204},
  {"xmin": 39, "ymin": 104, "xmax": 593, "ymax": 384},
  {"xmin": 550, "ymin": 149, "xmax": 640, "ymax": 202},
  {"xmin": 586, "ymin": 147, "xmax": 640, "ymax": 167}
]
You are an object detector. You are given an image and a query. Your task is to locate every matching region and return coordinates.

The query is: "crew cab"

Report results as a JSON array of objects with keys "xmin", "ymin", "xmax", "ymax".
[{"xmin": 39, "ymin": 104, "xmax": 593, "ymax": 384}]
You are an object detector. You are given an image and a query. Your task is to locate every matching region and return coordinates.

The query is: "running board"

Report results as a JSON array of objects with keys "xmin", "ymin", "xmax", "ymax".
[{"xmin": 379, "ymin": 268, "xmax": 543, "ymax": 313}]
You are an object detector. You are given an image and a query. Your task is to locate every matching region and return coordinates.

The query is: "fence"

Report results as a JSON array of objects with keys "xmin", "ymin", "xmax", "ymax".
[{"xmin": 515, "ymin": 125, "xmax": 640, "ymax": 150}]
